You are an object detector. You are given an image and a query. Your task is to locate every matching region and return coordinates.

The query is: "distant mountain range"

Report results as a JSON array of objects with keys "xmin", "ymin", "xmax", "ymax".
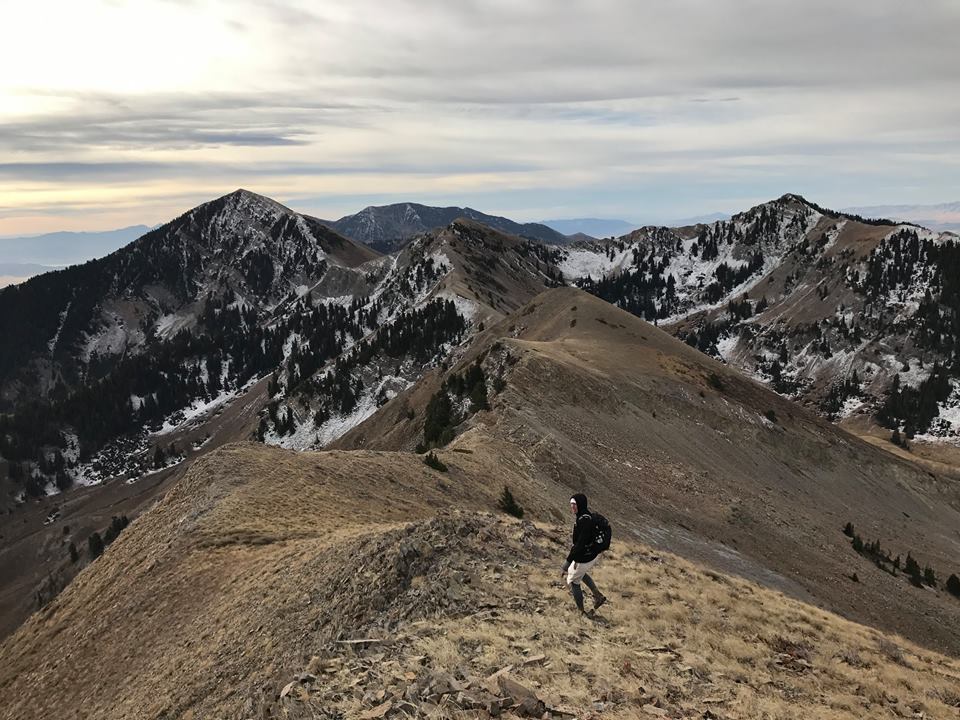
[
  {"xmin": 0, "ymin": 225, "xmax": 152, "ymax": 267},
  {"xmin": 0, "ymin": 262, "xmax": 59, "ymax": 288},
  {"xmin": 842, "ymin": 201, "xmax": 960, "ymax": 232},
  {"xmin": 540, "ymin": 213, "xmax": 734, "ymax": 238},
  {"xmin": 319, "ymin": 202, "xmax": 567, "ymax": 252},
  {"xmin": 666, "ymin": 211, "xmax": 732, "ymax": 226},
  {"xmin": 540, "ymin": 217, "xmax": 638, "ymax": 238}
]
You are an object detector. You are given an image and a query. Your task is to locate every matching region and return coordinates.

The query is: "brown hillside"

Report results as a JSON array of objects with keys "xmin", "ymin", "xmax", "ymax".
[
  {"xmin": 3, "ymin": 441, "xmax": 960, "ymax": 719},
  {"xmin": 336, "ymin": 286, "xmax": 960, "ymax": 655}
]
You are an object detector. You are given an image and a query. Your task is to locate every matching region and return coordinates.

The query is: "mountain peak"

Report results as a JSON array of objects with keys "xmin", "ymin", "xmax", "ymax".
[
  {"xmin": 777, "ymin": 192, "xmax": 811, "ymax": 205},
  {"xmin": 213, "ymin": 188, "xmax": 293, "ymax": 217}
]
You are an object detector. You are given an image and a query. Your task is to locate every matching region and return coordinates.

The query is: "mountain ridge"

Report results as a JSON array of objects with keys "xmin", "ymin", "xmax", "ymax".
[{"xmin": 321, "ymin": 201, "xmax": 569, "ymax": 252}]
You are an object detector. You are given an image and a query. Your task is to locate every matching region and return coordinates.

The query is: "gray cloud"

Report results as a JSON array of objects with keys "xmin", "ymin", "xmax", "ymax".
[
  {"xmin": 2, "ymin": 0, "xmax": 959, "ymax": 231},
  {"xmin": 0, "ymin": 91, "xmax": 382, "ymax": 152},
  {"xmin": 0, "ymin": 159, "xmax": 541, "ymax": 183},
  {"xmin": 268, "ymin": 0, "xmax": 959, "ymax": 101}
]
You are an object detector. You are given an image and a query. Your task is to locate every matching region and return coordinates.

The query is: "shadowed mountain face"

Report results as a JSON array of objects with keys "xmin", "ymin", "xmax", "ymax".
[
  {"xmin": 0, "ymin": 203, "xmax": 561, "ymax": 501},
  {"xmin": 0, "ymin": 190, "xmax": 377, "ymax": 407},
  {"xmin": 321, "ymin": 202, "xmax": 569, "ymax": 252}
]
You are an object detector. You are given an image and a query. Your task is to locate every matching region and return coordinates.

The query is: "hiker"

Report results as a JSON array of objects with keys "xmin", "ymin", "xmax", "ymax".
[{"xmin": 562, "ymin": 493, "xmax": 609, "ymax": 614}]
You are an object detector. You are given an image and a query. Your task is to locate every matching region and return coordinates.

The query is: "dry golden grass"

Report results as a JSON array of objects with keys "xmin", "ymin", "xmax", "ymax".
[{"xmin": 402, "ymin": 537, "xmax": 960, "ymax": 720}]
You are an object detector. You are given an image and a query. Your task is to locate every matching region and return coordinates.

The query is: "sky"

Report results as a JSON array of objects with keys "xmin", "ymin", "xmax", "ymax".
[{"xmin": 1, "ymin": 0, "xmax": 958, "ymax": 235}]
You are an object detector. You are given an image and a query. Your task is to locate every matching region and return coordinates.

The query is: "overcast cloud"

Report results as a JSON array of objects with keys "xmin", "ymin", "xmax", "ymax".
[{"xmin": 1, "ymin": 0, "xmax": 957, "ymax": 233}]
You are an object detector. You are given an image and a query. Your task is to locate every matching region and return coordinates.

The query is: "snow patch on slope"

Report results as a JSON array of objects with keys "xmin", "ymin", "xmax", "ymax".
[
  {"xmin": 154, "ymin": 386, "xmax": 239, "ymax": 436},
  {"xmin": 155, "ymin": 312, "xmax": 194, "ymax": 339},
  {"xmin": 559, "ymin": 247, "xmax": 632, "ymax": 281},
  {"xmin": 81, "ymin": 315, "xmax": 129, "ymax": 361},
  {"xmin": 715, "ymin": 335, "xmax": 739, "ymax": 361},
  {"xmin": 267, "ymin": 374, "xmax": 414, "ymax": 450},
  {"xmin": 436, "ymin": 289, "xmax": 481, "ymax": 321},
  {"xmin": 48, "ymin": 302, "xmax": 72, "ymax": 354}
]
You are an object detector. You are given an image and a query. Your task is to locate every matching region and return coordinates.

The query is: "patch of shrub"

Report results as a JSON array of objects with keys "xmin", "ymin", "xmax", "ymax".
[
  {"xmin": 852, "ymin": 534, "xmax": 864, "ymax": 553},
  {"xmin": 498, "ymin": 486, "xmax": 524, "ymax": 518},
  {"xmin": 422, "ymin": 452, "xmax": 448, "ymax": 472},
  {"xmin": 423, "ymin": 390, "xmax": 454, "ymax": 447},
  {"xmin": 767, "ymin": 635, "xmax": 812, "ymax": 662},
  {"xmin": 103, "ymin": 515, "xmax": 129, "ymax": 545},
  {"xmin": 947, "ymin": 573, "xmax": 960, "ymax": 598},
  {"xmin": 877, "ymin": 638, "xmax": 909, "ymax": 667},
  {"xmin": 707, "ymin": 372, "xmax": 725, "ymax": 391},
  {"xmin": 88, "ymin": 532, "xmax": 104, "ymax": 560},
  {"xmin": 905, "ymin": 553, "xmax": 924, "ymax": 587},
  {"xmin": 838, "ymin": 647, "xmax": 870, "ymax": 668}
]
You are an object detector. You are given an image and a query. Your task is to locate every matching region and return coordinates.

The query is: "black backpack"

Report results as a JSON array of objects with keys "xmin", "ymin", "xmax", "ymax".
[{"xmin": 590, "ymin": 513, "xmax": 612, "ymax": 553}]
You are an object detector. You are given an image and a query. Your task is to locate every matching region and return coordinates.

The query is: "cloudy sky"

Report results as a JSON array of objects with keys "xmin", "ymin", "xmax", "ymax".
[{"xmin": 1, "ymin": 0, "xmax": 958, "ymax": 234}]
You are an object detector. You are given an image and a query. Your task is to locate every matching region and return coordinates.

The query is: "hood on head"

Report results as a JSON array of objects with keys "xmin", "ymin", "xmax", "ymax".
[{"xmin": 570, "ymin": 493, "xmax": 589, "ymax": 514}]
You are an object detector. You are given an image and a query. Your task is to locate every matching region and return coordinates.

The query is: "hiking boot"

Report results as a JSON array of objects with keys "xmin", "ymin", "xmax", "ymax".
[{"xmin": 593, "ymin": 593, "xmax": 607, "ymax": 611}]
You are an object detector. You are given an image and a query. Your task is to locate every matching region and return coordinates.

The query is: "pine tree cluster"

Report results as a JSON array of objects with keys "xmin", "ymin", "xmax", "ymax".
[
  {"xmin": 498, "ymin": 485, "xmax": 524, "ymax": 518},
  {"xmin": 843, "ymin": 522, "xmax": 952, "ymax": 593},
  {"xmin": 267, "ymin": 299, "xmax": 466, "ymax": 437},
  {"xmin": 419, "ymin": 359, "xmax": 489, "ymax": 451}
]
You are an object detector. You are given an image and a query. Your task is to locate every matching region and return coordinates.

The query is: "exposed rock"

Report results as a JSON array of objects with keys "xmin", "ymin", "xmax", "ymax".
[{"xmin": 358, "ymin": 700, "xmax": 392, "ymax": 719}]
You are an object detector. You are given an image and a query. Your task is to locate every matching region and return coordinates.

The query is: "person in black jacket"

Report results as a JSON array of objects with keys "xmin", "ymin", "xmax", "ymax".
[{"xmin": 562, "ymin": 493, "xmax": 608, "ymax": 613}]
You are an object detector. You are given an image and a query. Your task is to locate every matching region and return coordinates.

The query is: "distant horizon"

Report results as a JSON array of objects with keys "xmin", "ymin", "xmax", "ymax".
[{"xmin": 3, "ymin": 191, "xmax": 960, "ymax": 241}]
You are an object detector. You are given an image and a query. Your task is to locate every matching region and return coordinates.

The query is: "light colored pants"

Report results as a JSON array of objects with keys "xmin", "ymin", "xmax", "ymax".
[{"xmin": 566, "ymin": 558, "xmax": 597, "ymax": 585}]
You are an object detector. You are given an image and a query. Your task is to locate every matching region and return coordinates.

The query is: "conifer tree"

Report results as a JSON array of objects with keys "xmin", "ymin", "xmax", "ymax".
[
  {"xmin": 88, "ymin": 532, "xmax": 104, "ymax": 560},
  {"xmin": 498, "ymin": 486, "xmax": 524, "ymax": 519}
]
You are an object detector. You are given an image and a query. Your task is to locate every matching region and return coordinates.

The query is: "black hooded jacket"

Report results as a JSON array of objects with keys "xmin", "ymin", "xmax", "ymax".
[{"xmin": 566, "ymin": 493, "xmax": 600, "ymax": 563}]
